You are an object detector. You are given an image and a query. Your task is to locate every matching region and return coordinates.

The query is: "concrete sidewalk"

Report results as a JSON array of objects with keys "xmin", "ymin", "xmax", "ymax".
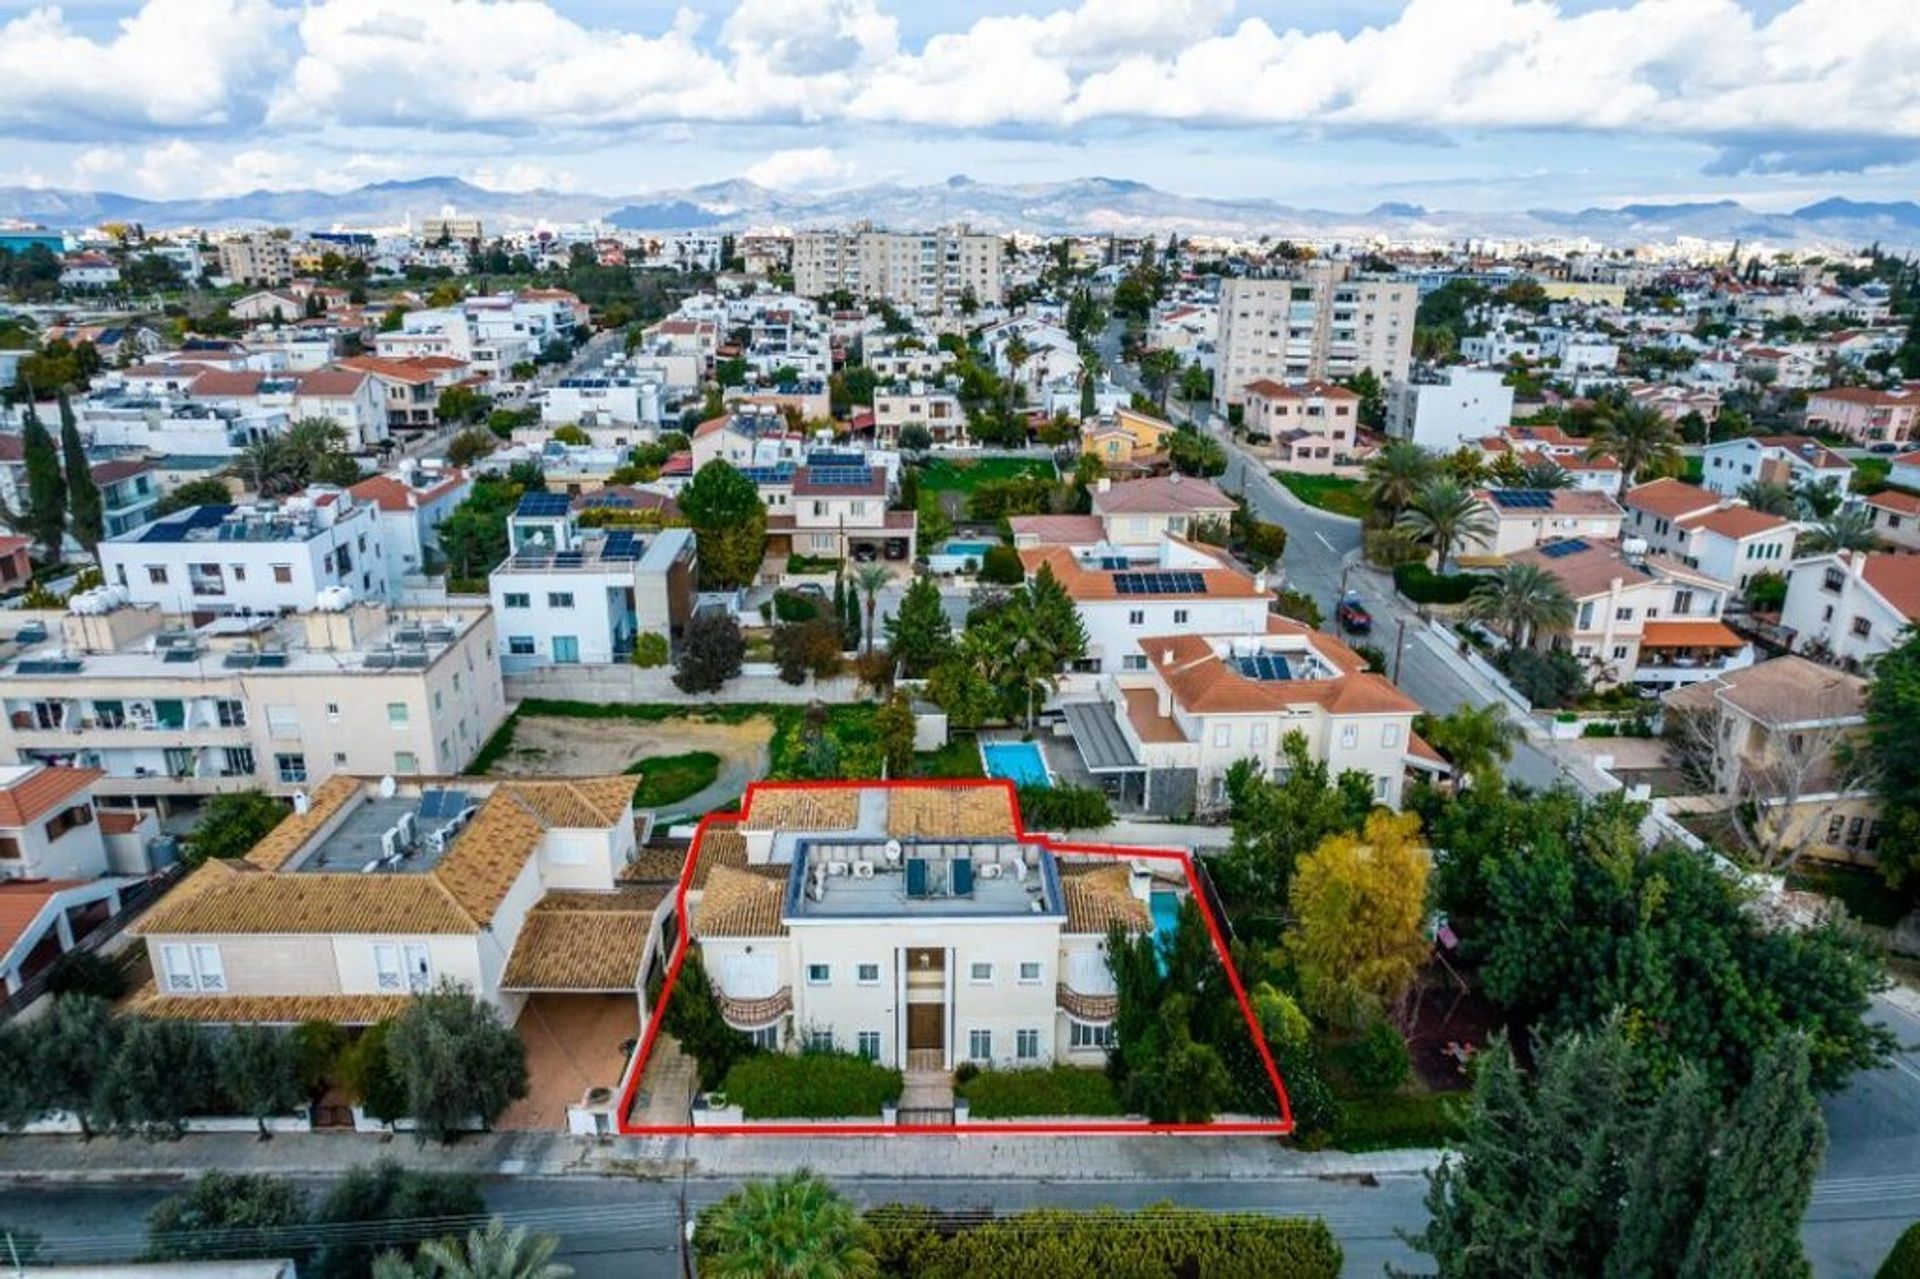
[{"xmin": 0, "ymin": 1130, "xmax": 1442, "ymax": 1185}]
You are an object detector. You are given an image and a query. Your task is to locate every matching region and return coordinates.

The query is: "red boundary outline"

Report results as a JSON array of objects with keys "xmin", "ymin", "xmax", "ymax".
[{"xmin": 616, "ymin": 777, "xmax": 1293, "ymax": 1137}]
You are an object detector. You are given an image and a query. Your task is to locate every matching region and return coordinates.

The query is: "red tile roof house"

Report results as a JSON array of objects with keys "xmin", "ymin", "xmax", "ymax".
[
  {"xmin": 0, "ymin": 535, "xmax": 30, "ymax": 591},
  {"xmin": 349, "ymin": 467, "xmax": 472, "ymax": 577}
]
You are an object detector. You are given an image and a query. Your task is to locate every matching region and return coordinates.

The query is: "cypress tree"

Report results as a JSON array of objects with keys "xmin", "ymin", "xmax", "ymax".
[
  {"xmin": 1606, "ymin": 1065, "xmax": 1717, "ymax": 1279},
  {"xmin": 1680, "ymin": 1037, "xmax": 1825, "ymax": 1279},
  {"xmin": 19, "ymin": 404, "xmax": 66, "ymax": 560},
  {"xmin": 59, "ymin": 392, "xmax": 103, "ymax": 557}
]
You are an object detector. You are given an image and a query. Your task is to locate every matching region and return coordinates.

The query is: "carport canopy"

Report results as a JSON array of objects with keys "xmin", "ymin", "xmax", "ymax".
[{"xmin": 1061, "ymin": 701, "xmax": 1144, "ymax": 774}]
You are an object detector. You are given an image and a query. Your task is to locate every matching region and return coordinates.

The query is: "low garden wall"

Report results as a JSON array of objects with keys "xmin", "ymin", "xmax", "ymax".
[
  {"xmin": 505, "ymin": 665, "xmax": 863, "ymax": 704},
  {"xmin": 13, "ymin": 1109, "xmax": 313, "ymax": 1135}
]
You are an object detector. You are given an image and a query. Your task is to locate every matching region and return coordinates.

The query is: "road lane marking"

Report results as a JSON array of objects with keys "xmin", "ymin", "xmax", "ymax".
[{"xmin": 1315, "ymin": 532, "xmax": 1336, "ymax": 552}]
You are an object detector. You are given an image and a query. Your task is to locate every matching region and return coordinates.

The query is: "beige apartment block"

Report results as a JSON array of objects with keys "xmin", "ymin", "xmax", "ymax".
[
  {"xmin": 216, "ymin": 235, "xmax": 295, "ymax": 287},
  {"xmin": 0, "ymin": 600, "xmax": 506, "ymax": 808},
  {"xmin": 1214, "ymin": 262, "xmax": 1416, "ymax": 410},
  {"xmin": 792, "ymin": 224, "xmax": 1003, "ymax": 314}
]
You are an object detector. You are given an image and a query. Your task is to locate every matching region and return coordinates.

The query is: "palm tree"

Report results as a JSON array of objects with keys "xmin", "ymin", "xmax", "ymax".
[
  {"xmin": 1464, "ymin": 561, "xmax": 1575, "ymax": 650},
  {"xmin": 1397, "ymin": 478, "xmax": 1495, "ymax": 575},
  {"xmin": 1737, "ymin": 481, "xmax": 1798, "ymax": 517},
  {"xmin": 696, "ymin": 1170, "xmax": 876, "ymax": 1279},
  {"xmin": 1588, "ymin": 400, "xmax": 1682, "ymax": 502},
  {"xmin": 1414, "ymin": 704, "xmax": 1522, "ymax": 790},
  {"xmin": 851, "ymin": 563, "xmax": 891, "ymax": 655},
  {"xmin": 1800, "ymin": 506, "xmax": 1879, "ymax": 553},
  {"xmin": 1360, "ymin": 440, "xmax": 1435, "ymax": 521},
  {"xmin": 1517, "ymin": 458, "xmax": 1574, "ymax": 490},
  {"xmin": 1792, "ymin": 478, "xmax": 1842, "ymax": 520},
  {"xmin": 399, "ymin": 1218, "xmax": 572, "ymax": 1279}
]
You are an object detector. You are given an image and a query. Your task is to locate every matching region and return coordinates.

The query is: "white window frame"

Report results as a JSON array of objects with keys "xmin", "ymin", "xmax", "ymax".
[
  {"xmin": 1016, "ymin": 1028, "xmax": 1040, "ymax": 1060},
  {"xmin": 374, "ymin": 942, "xmax": 405, "ymax": 991},
  {"xmin": 1069, "ymin": 1021, "xmax": 1113, "ymax": 1050},
  {"xmin": 806, "ymin": 963, "xmax": 831, "ymax": 986},
  {"xmin": 1340, "ymin": 724, "xmax": 1358, "ymax": 749},
  {"xmin": 161, "ymin": 942, "xmax": 226, "ymax": 992},
  {"xmin": 968, "ymin": 1028, "xmax": 992, "ymax": 1061},
  {"xmin": 1018, "ymin": 961, "xmax": 1043, "ymax": 985},
  {"xmin": 856, "ymin": 1030, "xmax": 882, "ymax": 1061},
  {"xmin": 856, "ymin": 962, "xmax": 881, "ymax": 986},
  {"xmin": 969, "ymin": 961, "xmax": 994, "ymax": 984}
]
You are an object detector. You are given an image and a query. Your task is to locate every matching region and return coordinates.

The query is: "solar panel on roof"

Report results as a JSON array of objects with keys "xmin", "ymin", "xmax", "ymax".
[
  {"xmin": 1111, "ymin": 571, "xmax": 1209, "ymax": 596},
  {"xmin": 515, "ymin": 493, "xmax": 570, "ymax": 517},
  {"xmin": 553, "ymin": 551, "xmax": 584, "ymax": 568},
  {"xmin": 1491, "ymin": 489, "xmax": 1553, "ymax": 510},
  {"xmin": 1236, "ymin": 654, "xmax": 1293, "ymax": 681},
  {"xmin": 418, "ymin": 789, "xmax": 455, "ymax": 819},
  {"xmin": 1539, "ymin": 538, "xmax": 1589, "ymax": 559},
  {"xmin": 15, "ymin": 658, "xmax": 82, "ymax": 674},
  {"xmin": 1099, "ymin": 556, "xmax": 1130, "ymax": 570}
]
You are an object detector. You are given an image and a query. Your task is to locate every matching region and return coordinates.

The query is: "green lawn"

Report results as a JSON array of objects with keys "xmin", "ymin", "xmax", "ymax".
[
  {"xmin": 1680, "ymin": 455, "xmax": 1705, "ymax": 485},
  {"xmin": 919, "ymin": 732, "xmax": 986, "ymax": 779},
  {"xmin": 1327, "ymin": 1090, "xmax": 1466, "ymax": 1152},
  {"xmin": 625, "ymin": 750, "xmax": 722, "ymax": 809},
  {"xmin": 919, "ymin": 457, "xmax": 1057, "ymax": 493},
  {"xmin": 1274, "ymin": 471, "xmax": 1370, "ymax": 519},
  {"xmin": 1853, "ymin": 456, "xmax": 1892, "ymax": 493},
  {"xmin": 956, "ymin": 1065, "xmax": 1125, "ymax": 1118}
]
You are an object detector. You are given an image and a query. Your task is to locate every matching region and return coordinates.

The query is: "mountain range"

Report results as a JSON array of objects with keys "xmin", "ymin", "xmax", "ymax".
[{"xmin": 4, "ymin": 174, "xmax": 1918, "ymax": 249}]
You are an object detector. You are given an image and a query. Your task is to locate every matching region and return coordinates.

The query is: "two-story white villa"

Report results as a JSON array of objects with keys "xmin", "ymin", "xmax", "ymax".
[
  {"xmin": 1464, "ymin": 488, "xmax": 1625, "ymax": 560},
  {"xmin": 1088, "ymin": 475, "xmax": 1237, "ymax": 547},
  {"xmin": 1780, "ymin": 550, "xmax": 1920, "ymax": 669},
  {"xmin": 1622, "ymin": 478, "xmax": 1797, "ymax": 592},
  {"xmin": 686, "ymin": 782, "xmax": 1164, "ymax": 1074},
  {"xmin": 1018, "ymin": 540, "xmax": 1273, "ymax": 676},
  {"xmin": 1700, "ymin": 435, "xmax": 1852, "ymax": 500}
]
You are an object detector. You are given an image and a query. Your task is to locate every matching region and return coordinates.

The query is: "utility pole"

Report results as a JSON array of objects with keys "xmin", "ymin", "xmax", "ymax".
[{"xmin": 1392, "ymin": 614, "xmax": 1410, "ymax": 683}]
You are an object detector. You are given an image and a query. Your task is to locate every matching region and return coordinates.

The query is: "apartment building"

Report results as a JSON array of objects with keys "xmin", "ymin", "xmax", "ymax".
[
  {"xmin": 375, "ymin": 293, "xmax": 581, "ymax": 380},
  {"xmin": 98, "ymin": 489, "xmax": 392, "ymax": 615},
  {"xmin": 1386, "ymin": 367, "xmax": 1515, "ymax": 452},
  {"xmin": 128, "ymin": 772, "xmax": 663, "ymax": 1034},
  {"xmin": 1061, "ymin": 618, "xmax": 1437, "ymax": 816},
  {"xmin": 216, "ymin": 235, "xmax": 294, "ymax": 287},
  {"xmin": 490, "ymin": 493, "xmax": 697, "ymax": 668},
  {"xmin": 542, "ymin": 375, "xmax": 663, "ymax": 429},
  {"xmin": 1509, "ymin": 538, "xmax": 1750, "ymax": 690},
  {"xmin": 686, "ymin": 782, "xmax": 1156, "ymax": 1072},
  {"xmin": 1700, "ymin": 435, "xmax": 1852, "ymax": 499},
  {"xmin": 1804, "ymin": 385, "xmax": 1920, "ymax": 446},
  {"xmin": 791, "ymin": 224, "xmax": 1003, "ymax": 314},
  {"xmin": 1242, "ymin": 379, "xmax": 1359, "ymax": 474},
  {"xmin": 0, "ymin": 599, "xmax": 506, "ymax": 806},
  {"xmin": 1621, "ymin": 479, "xmax": 1796, "ymax": 591},
  {"xmin": 1018, "ymin": 539, "xmax": 1272, "ymax": 676},
  {"xmin": 1213, "ymin": 262, "xmax": 1416, "ymax": 410},
  {"xmin": 1779, "ymin": 550, "xmax": 1920, "ymax": 669}
]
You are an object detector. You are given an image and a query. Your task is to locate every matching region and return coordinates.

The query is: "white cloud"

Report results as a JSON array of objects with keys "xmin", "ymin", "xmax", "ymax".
[
  {"xmin": 3, "ymin": 0, "xmax": 1917, "ymax": 186},
  {"xmin": 743, "ymin": 147, "xmax": 853, "ymax": 189},
  {"xmin": 0, "ymin": 0, "xmax": 289, "ymax": 136}
]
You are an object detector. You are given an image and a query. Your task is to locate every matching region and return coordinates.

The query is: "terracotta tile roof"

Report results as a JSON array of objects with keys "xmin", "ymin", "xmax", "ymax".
[
  {"xmin": 623, "ymin": 844, "xmax": 690, "ymax": 883},
  {"xmin": 0, "ymin": 765, "xmax": 102, "ymax": 828},
  {"xmin": 1664, "ymin": 654, "xmax": 1866, "ymax": 726},
  {"xmin": 89, "ymin": 459, "xmax": 153, "ymax": 486},
  {"xmin": 888, "ymin": 785, "xmax": 1019, "ymax": 839},
  {"xmin": 1122, "ymin": 686, "xmax": 1189, "ymax": 744},
  {"xmin": 1482, "ymin": 488, "xmax": 1623, "ymax": 518},
  {"xmin": 0, "ymin": 535, "xmax": 28, "ymax": 557},
  {"xmin": 1242, "ymin": 378, "xmax": 1358, "ymax": 402},
  {"xmin": 1060, "ymin": 865, "xmax": 1150, "ymax": 934},
  {"xmin": 138, "ymin": 858, "xmax": 478, "ymax": 936},
  {"xmin": 1625, "ymin": 478, "xmax": 1719, "ymax": 521},
  {"xmin": 1869, "ymin": 490, "xmax": 1920, "ymax": 516},
  {"xmin": 124, "ymin": 980, "xmax": 408, "ymax": 1026},
  {"xmin": 190, "ymin": 370, "xmax": 268, "ymax": 397},
  {"xmin": 0, "ymin": 879, "xmax": 90, "ymax": 956},
  {"xmin": 496, "ymin": 778, "xmax": 637, "ymax": 829},
  {"xmin": 293, "ymin": 369, "xmax": 372, "ymax": 398},
  {"xmin": 1678, "ymin": 506, "xmax": 1792, "ymax": 539},
  {"xmin": 741, "ymin": 789, "xmax": 859, "ymax": 832},
  {"xmin": 1020, "ymin": 544, "xmax": 1265, "ymax": 602},
  {"xmin": 1751, "ymin": 435, "xmax": 1852, "ymax": 469},
  {"xmin": 501, "ymin": 888, "xmax": 667, "ymax": 990},
  {"xmin": 1407, "ymin": 732, "xmax": 1447, "ymax": 767},
  {"xmin": 1640, "ymin": 620, "xmax": 1746, "ymax": 649},
  {"xmin": 349, "ymin": 470, "xmax": 468, "ymax": 512},
  {"xmin": 1091, "ymin": 475, "xmax": 1235, "ymax": 516},
  {"xmin": 336, "ymin": 356, "xmax": 457, "ymax": 385},
  {"xmin": 1142, "ymin": 634, "xmax": 1419, "ymax": 717},
  {"xmin": 1008, "ymin": 514, "xmax": 1105, "ymax": 544},
  {"xmin": 243, "ymin": 775, "xmax": 355, "ymax": 870},
  {"xmin": 1860, "ymin": 553, "xmax": 1920, "ymax": 620},
  {"xmin": 1810, "ymin": 386, "xmax": 1920, "ymax": 408},
  {"xmin": 1509, "ymin": 540, "xmax": 1652, "ymax": 600},
  {"xmin": 691, "ymin": 414, "xmax": 731, "ymax": 438},
  {"xmin": 693, "ymin": 865, "xmax": 788, "ymax": 938}
]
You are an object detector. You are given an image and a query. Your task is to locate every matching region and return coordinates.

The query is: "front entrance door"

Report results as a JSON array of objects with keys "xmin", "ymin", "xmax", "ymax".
[{"xmin": 907, "ymin": 1003, "xmax": 944, "ymax": 1052}]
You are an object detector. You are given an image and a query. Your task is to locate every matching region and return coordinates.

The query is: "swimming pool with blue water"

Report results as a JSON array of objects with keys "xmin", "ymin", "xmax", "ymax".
[{"xmin": 980, "ymin": 740, "xmax": 1051, "ymax": 788}]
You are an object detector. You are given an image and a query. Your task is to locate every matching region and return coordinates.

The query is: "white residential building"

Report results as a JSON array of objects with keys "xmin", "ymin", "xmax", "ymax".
[
  {"xmin": 1465, "ymin": 489, "xmax": 1626, "ymax": 559},
  {"xmin": 1386, "ymin": 367, "xmax": 1515, "ymax": 452},
  {"xmin": 98, "ymin": 488, "xmax": 392, "ymax": 614},
  {"xmin": 1700, "ymin": 435, "xmax": 1852, "ymax": 500},
  {"xmin": 1622, "ymin": 479, "xmax": 1797, "ymax": 592},
  {"xmin": 1780, "ymin": 550, "xmax": 1920, "ymax": 669},
  {"xmin": 542, "ymin": 375, "xmax": 663, "ymax": 429},
  {"xmin": 348, "ymin": 467, "xmax": 472, "ymax": 579},
  {"xmin": 1018, "ymin": 539, "xmax": 1272, "ymax": 677},
  {"xmin": 489, "ymin": 494, "xmax": 697, "ymax": 669},
  {"xmin": 872, "ymin": 383, "xmax": 966, "ymax": 444},
  {"xmin": 791, "ymin": 224, "xmax": 1003, "ymax": 313},
  {"xmin": 1088, "ymin": 474, "xmax": 1237, "ymax": 546}
]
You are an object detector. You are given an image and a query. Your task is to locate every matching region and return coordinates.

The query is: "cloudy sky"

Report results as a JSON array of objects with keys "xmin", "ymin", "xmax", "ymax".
[{"xmin": 0, "ymin": 0, "xmax": 1915, "ymax": 210}]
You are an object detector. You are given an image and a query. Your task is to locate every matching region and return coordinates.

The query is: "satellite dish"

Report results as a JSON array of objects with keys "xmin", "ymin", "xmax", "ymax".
[{"xmin": 378, "ymin": 775, "xmax": 397, "ymax": 798}]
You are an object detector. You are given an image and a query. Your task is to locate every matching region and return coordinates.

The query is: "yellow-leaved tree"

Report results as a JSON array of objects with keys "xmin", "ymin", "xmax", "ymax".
[{"xmin": 1284, "ymin": 810, "xmax": 1431, "ymax": 1029}]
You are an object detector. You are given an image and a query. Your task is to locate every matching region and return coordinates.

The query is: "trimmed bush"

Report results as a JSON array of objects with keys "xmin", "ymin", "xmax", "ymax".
[
  {"xmin": 1015, "ymin": 783, "xmax": 1112, "ymax": 830},
  {"xmin": 720, "ymin": 1050, "xmax": 903, "ymax": 1119},
  {"xmin": 1329, "ymin": 1091, "xmax": 1465, "ymax": 1152},
  {"xmin": 864, "ymin": 1204, "xmax": 1342, "ymax": 1278},
  {"xmin": 957, "ymin": 1065, "xmax": 1124, "ymax": 1118},
  {"xmin": 630, "ymin": 631, "xmax": 669, "ymax": 668},
  {"xmin": 772, "ymin": 590, "xmax": 821, "ymax": 623},
  {"xmin": 1879, "ymin": 1221, "xmax": 1920, "ymax": 1278},
  {"xmin": 979, "ymin": 543, "xmax": 1025, "ymax": 584},
  {"xmin": 1335, "ymin": 1019, "xmax": 1411, "ymax": 1092},
  {"xmin": 1393, "ymin": 563, "xmax": 1481, "ymax": 604}
]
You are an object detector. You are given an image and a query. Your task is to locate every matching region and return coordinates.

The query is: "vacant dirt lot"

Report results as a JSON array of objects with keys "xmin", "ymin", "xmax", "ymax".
[{"xmin": 487, "ymin": 713, "xmax": 774, "ymax": 815}]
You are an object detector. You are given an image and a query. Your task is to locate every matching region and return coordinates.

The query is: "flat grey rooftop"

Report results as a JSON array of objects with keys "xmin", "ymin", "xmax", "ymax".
[
  {"xmin": 787, "ymin": 838, "xmax": 1062, "ymax": 920},
  {"xmin": 288, "ymin": 788, "xmax": 481, "ymax": 875}
]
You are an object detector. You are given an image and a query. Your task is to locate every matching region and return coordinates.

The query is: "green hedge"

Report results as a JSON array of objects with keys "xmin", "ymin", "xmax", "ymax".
[
  {"xmin": 627, "ymin": 751, "xmax": 721, "ymax": 809},
  {"xmin": 1394, "ymin": 563, "xmax": 1482, "ymax": 604},
  {"xmin": 720, "ymin": 1050, "xmax": 903, "ymax": 1119},
  {"xmin": 1880, "ymin": 1222, "xmax": 1920, "ymax": 1278},
  {"xmin": 957, "ymin": 1066, "xmax": 1125, "ymax": 1118},
  {"xmin": 1015, "ymin": 783, "xmax": 1112, "ymax": 830},
  {"xmin": 866, "ymin": 1204, "xmax": 1342, "ymax": 1278},
  {"xmin": 1328, "ymin": 1091, "xmax": 1465, "ymax": 1152}
]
